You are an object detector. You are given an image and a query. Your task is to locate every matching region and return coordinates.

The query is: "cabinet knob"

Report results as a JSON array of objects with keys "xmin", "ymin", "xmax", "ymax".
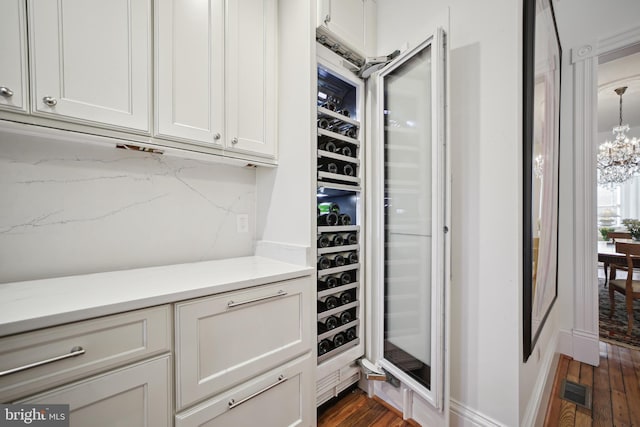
[
  {"xmin": 231, "ymin": 137, "xmax": 238, "ymax": 145},
  {"xmin": 0, "ymin": 87, "xmax": 14, "ymax": 98},
  {"xmin": 324, "ymin": 14, "xmax": 331, "ymax": 25},
  {"xmin": 43, "ymin": 96, "xmax": 58, "ymax": 107},
  {"xmin": 214, "ymin": 133, "xmax": 221, "ymax": 141}
]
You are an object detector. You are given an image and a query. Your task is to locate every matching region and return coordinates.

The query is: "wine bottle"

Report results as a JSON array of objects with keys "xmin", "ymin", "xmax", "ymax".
[
  {"xmin": 333, "ymin": 332, "xmax": 346, "ymax": 348},
  {"xmin": 325, "ymin": 253, "xmax": 345, "ymax": 268},
  {"xmin": 340, "ymin": 145, "xmax": 353, "ymax": 157},
  {"xmin": 338, "ymin": 214, "xmax": 351, "ymax": 226},
  {"xmin": 345, "ymin": 232, "xmax": 358, "ymax": 245},
  {"xmin": 338, "ymin": 109, "xmax": 350, "ymax": 117},
  {"xmin": 324, "ymin": 315, "xmax": 339, "ymax": 330},
  {"xmin": 318, "ymin": 339, "xmax": 332, "ymax": 355},
  {"xmin": 317, "ymin": 118, "xmax": 331, "ymax": 129},
  {"xmin": 346, "ymin": 327, "xmax": 357, "ymax": 341},
  {"xmin": 322, "ymin": 101, "xmax": 336, "ymax": 111},
  {"xmin": 318, "ymin": 295, "xmax": 339, "ymax": 311},
  {"xmin": 318, "ymin": 212, "xmax": 339, "ymax": 226},
  {"xmin": 324, "ymin": 233, "xmax": 344, "ymax": 246},
  {"xmin": 347, "ymin": 252, "xmax": 359, "ymax": 264},
  {"xmin": 340, "ymin": 310, "xmax": 352, "ymax": 325},
  {"xmin": 318, "ymin": 276, "xmax": 338, "ymax": 290},
  {"xmin": 318, "ymin": 161, "xmax": 338, "ymax": 174},
  {"xmin": 317, "ymin": 234, "xmax": 330, "ymax": 248},
  {"xmin": 317, "ymin": 255, "xmax": 331, "ymax": 270},
  {"xmin": 339, "ymin": 291, "xmax": 352, "ymax": 305},
  {"xmin": 341, "ymin": 126, "xmax": 357, "ymax": 139},
  {"xmin": 339, "ymin": 271, "xmax": 352, "ymax": 285},
  {"xmin": 343, "ymin": 164, "xmax": 355, "ymax": 176},
  {"xmin": 318, "ymin": 202, "xmax": 340, "ymax": 214},
  {"xmin": 318, "ymin": 140, "xmax": 337, "ymax": 153}
]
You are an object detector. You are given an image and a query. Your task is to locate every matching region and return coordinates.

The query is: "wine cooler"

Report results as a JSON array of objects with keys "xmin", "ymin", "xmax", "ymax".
[{"xmin": 315, "ymin": 44, "xmax": 365, "ymax": 406}]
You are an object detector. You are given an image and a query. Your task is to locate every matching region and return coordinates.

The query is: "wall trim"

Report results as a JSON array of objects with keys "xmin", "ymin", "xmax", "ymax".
[{"xmin": 450, "ymin": 399, "xmax": 509, "ymax": 427}]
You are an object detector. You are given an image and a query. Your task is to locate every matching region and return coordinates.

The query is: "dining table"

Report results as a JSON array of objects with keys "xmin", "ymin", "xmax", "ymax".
[{"xmin": 598, "ymin": 239, "xmax": 640, "ymax": 284}]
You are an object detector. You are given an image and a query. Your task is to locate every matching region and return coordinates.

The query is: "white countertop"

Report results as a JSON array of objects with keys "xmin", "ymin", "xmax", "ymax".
[{"xmin": 0, "ymin": 256, "xmax": 313, "ymax": 337}]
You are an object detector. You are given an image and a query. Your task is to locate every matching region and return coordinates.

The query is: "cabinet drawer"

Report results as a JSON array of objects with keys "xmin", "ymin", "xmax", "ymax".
[
  {"xmin": 175, "ymin": 277, "xmax": 312, "ymax": 409},
  {"xmin": 175, "ymin": 354, "xmax": 312, "ymax": 427},
  {"xmin": 0, "ymin": 305, "xmax": 171, "ymax": 402},
  {"xmin": 16, "ymin": 355, "xmax": 171, "ymax": 427}
]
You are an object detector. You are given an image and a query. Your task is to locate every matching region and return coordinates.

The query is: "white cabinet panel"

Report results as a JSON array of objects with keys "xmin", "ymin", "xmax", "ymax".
[
  {"xmin": 175, "ymin": 277, "xmax": 311, "ymax": 409},
  {"xmin": 175, "ymin": 355, "xmax": 312, "ymax": 427},
  {"xmin": 318, "ymin": 0, "xmax": 366, "ymax": 55},
  {"xmin": 0, "ymin": 0, "xmax": 28, "ymax": 113},
  {"xmin": 155, "ymin": 0, "xmax": 224, "ymax": 146},
  {"xmin": 28, "ymin": 0, "xmax": 151, "ymax": 131},
  {"xmin": 0, "ymin": 305, "xmax": 172, "ymax": 402},
  {"xmin": 225, "ymin": 0, "xmax": 277, "ymax": 158},
  {"xmin": 17, "ymin": 355, "xmax": 172, "ymax": 427}
]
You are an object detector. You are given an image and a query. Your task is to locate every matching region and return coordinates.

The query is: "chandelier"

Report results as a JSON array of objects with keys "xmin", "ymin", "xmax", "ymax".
[{"xmin": 597, "ymin": 86, "xmax": 640, "ymax": 186}]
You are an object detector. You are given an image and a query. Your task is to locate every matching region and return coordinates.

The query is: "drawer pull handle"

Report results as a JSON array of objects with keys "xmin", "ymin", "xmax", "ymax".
[
  {"xmin": 227, "ymin": 290, "xmax": 287, "ymax": 308},
  {"xmin": 0, "ymin": 346, "xmax": 85, "ymax": 377},
  {"xmin": 228, "ymin": 375, "xmax": 287, "ymax": 409}
]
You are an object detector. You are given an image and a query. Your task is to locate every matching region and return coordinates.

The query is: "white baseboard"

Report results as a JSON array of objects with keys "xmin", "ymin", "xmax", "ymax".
[
  {"xmin": 571, "ymin": 329, "xmax": 599, "ymax": 366},
  {"xmin": 449, "ymin": 400, "xmax": 508, "ymax": 427},
  {"xmin": 254, "ymin": 240, "xmax": 310, "ymax": 266},
  {"xmin": 557, "ymin": 328, "xmax": 599, "ymax": 366}
]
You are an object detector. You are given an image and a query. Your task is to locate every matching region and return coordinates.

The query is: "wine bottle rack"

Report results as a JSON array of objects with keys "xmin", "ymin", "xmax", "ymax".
[{"xmin": 316, "ymin": 62, "xmax": 363, "ymax": 369}]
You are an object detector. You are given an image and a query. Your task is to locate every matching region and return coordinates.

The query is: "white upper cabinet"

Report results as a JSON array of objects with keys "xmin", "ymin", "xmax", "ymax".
[
  {"xmin": 0, "ymin": 0, "xmax": 28, "ymax": 113},
  {"xmin": 317, "ymin": 0, "xmax": 368, "ymax": 56},
  {"xmin": 28, "ymin": 0, "xmax": 151, "ymax": 132},
  {"xmin": 225, "ymin": 0, "xmax": 277, "ymax": 159},
  {"xmin": 155, "ymin": 0, "xmax": 224, "ymax": 147}
]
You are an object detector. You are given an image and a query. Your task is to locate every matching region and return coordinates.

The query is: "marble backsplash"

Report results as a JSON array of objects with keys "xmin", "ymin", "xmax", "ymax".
[{"xmin": 0, "ymin": 124, "xmax": 256, "ymax": 284}]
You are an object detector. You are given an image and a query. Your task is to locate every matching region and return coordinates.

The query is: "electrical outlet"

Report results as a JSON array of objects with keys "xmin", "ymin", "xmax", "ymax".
[{"xmin": 236, "ymin": 214, "xmax": 249, "ymax": 233}]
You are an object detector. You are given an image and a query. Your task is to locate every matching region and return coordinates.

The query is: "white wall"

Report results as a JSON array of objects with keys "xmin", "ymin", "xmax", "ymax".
[
  {"xmin": 377, "ymin": 1, "xmax": 522, "ymax": 426},
  {"xmin": 256, "ymin": 0, "xmax": 315, "ymax": 261},
  {"xmin": 0, "ymin": 124, "xmax": 256, "ymax": 283}
]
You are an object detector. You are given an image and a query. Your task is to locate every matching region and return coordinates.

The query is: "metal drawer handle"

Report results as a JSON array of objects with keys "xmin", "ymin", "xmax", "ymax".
[
  {"xmin": 0, "ymin": 346, "xmax": 85, "ymax": 377},
  {"xmin": 0, "ymin": 86, "xmax": 14, "ymax": 98},
  {"xmin": 228, "ymin": 375, "xmax": 287, "ymax": 409},
  {"xmin": 227, "ymin": 290, "xmax": 287, "ymax": 308},
  {"xmin": 43, "ymin": 96, "xmax": 57, "ymax": 107}
]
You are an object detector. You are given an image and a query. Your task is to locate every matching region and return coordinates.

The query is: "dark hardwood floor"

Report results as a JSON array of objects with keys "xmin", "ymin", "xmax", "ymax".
[
  {"xmin": 544, "ymin": 341, "xmax": 640, "ymax": 427},
  {"xmin": 318, "ymin": 388, "xmax": 419, "ymax": 427}
]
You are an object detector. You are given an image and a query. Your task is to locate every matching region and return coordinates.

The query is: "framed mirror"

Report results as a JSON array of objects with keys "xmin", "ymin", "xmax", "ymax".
[{"xmin": 523, "ymin": 0, "xmax": 561, "ymax": 362}]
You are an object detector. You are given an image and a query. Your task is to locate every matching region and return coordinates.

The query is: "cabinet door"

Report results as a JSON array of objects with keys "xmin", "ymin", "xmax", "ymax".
[
  {"xmin": 0, "ymin": 0, "xmax": 28, "ymax": 113},
  {"xmin": 28, "ymin": 0, "xmax": 151, "ymax": 132},
  {"xmin": 317, "ymin": 0, "xmax": 365, "ymax": 55},
  {"xmin": 16, "ymin": 356, "xmax": 172, "ymax": 427},
  {"xmin": 175, "ymin": 355, "xmax": 312, "ymax": 427},
  {"xmin": 155, "ymin": 0, "xmax": 224, "ymax": 147},
  {"xmin": 175, "ymin": 277, "xmax": 312, "ymax": 409},
  {"xmin": 225, "ymin": 0, "xmax": 277, "ymax": 159}
]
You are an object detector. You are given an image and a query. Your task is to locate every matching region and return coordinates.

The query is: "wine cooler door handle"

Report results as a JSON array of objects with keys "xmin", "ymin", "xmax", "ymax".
[
  {"xmin": 0, "ymin": 346, "xmax": 85, "ymax": 377},
  {"xmin": 227, "ymin": 290, "xmax": 287, "ymax": 308},
  {"xmin": 228, "ymin": 375, "xmax": 287, "ymax": 409}
]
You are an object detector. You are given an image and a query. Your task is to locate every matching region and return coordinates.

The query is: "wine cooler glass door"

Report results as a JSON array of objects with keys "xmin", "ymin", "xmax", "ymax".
[{"xmin": 375, "ymin": 28, "xmax": 447, "ymax": 409}]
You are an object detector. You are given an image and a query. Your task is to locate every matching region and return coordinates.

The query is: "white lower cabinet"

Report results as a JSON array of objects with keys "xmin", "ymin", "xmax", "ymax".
[
  {"xmin": 175, "ymin": 277, "xmax": 312, "ymax": 410},
  {"xmin": 175, "ymin": 354, "xmax": 312, "ymax": 427},
  {"xmin": 16, "ymin": 355, "xmax": 172, "ymax": 427}
]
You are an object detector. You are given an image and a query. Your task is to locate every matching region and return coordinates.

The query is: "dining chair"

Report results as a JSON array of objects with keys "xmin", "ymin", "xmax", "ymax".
[
  {"xmin": 604, "ymin": 231, "xmax": 632, "ymax": 285},
  {"xmin": 609, "ymin": 241, "xmax": 640, "ymax": 335}
]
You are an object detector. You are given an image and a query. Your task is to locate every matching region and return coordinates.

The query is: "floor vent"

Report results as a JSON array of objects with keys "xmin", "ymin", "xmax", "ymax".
[{"xmin": 559, "ymin": 379, "xmax": 592, "ymax": 410}]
